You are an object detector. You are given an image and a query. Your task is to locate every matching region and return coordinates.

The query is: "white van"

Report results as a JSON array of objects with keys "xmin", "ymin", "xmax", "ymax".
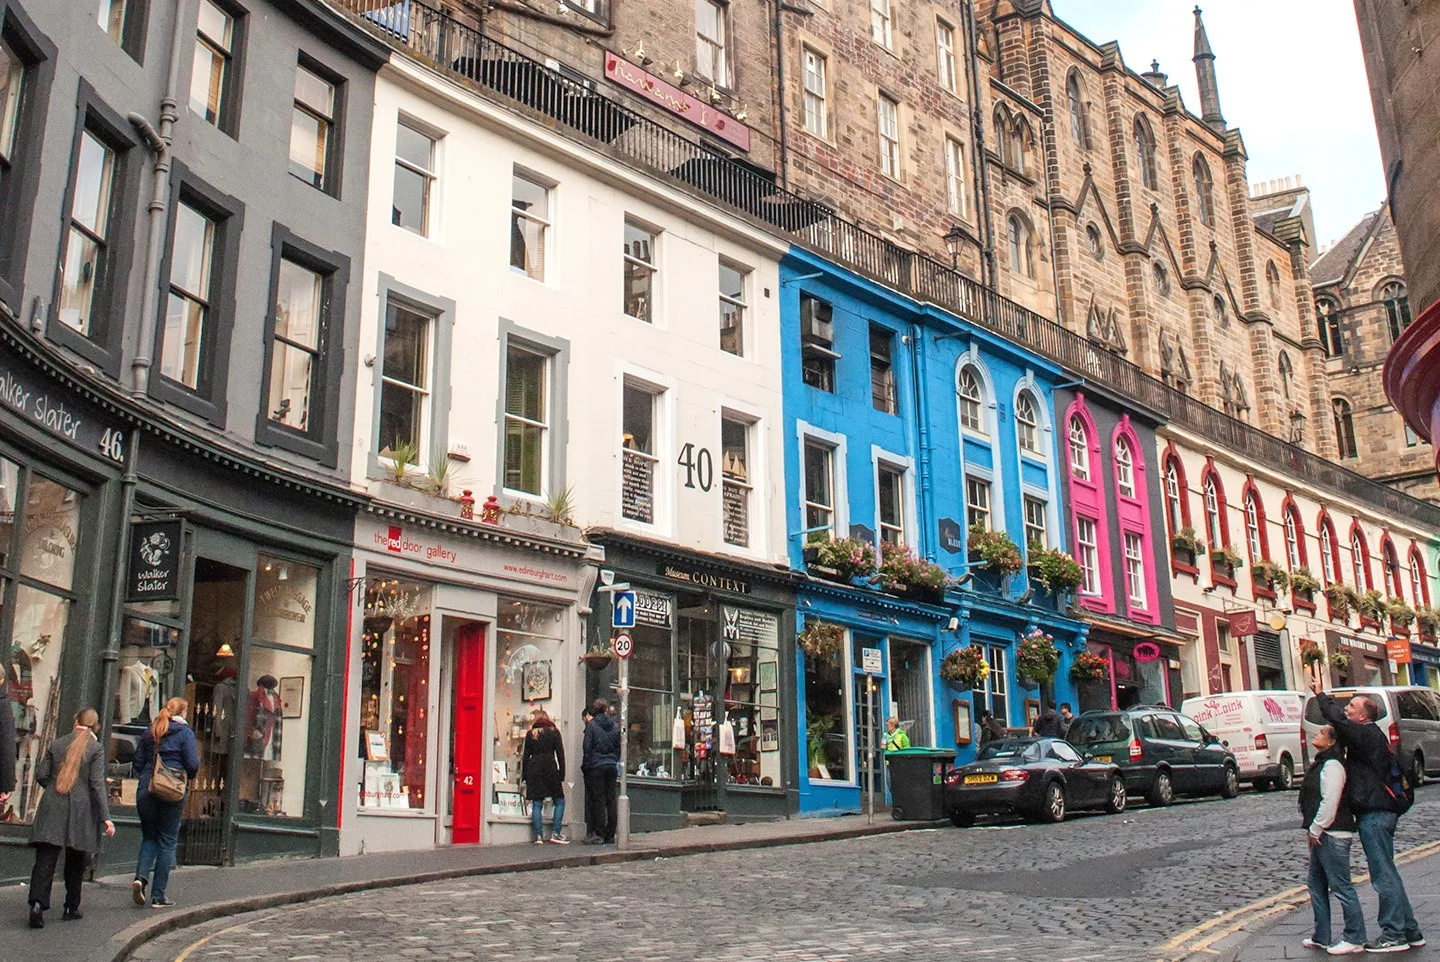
[{"xmin": 1180, "ymin": 691, "xmax": 1306, "ymax": 790}]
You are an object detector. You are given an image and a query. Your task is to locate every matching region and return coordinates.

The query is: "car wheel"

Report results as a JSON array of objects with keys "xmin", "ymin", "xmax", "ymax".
[
  {"xmin": 1105, "ymin": 775, "xmax": 1128, "ymax": 814},
  {"xmin": 1411, "ymin": 753, "xmax": 1425, "ymax": 788},
  {"xmin": 1147, "ymin": 770, "xmax": 1174, "ymax": 806},
  {"xmin": 891, "ymin": 806, "xmax": 904, "ymax": 820},
  {"xmin": 1221, "ymin": 765, "xmax": 1240, "ymax": 799},
  {"xmin": 1042, "ymin": 781, "xmax": 1066, "ymax": 823},
  {"xmin": 1275, "ymin": 756, "xmax": 1295, "ymax": 791},
  {"xmin": 950, "ymin": 811, "xmax": 976, "ymax": 828}
]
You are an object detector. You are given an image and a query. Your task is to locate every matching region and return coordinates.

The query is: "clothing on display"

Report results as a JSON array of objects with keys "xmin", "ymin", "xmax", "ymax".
[
  {"xmin": 212, "ymin": 674, "xmax": 237, "ymax": 754},
  {"xmin": 116, "ymin": 662, "xmax": 162, "ymax": 725},
  {"xmin": 245, "ymin": 676, "xmax": 283, "ymax": 761}
]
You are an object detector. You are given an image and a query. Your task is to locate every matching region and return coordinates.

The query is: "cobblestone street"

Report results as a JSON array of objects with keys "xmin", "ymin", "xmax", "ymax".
[{"xmin": 131, "ymin": 790, "xmax": 1440, "ymax": 962}]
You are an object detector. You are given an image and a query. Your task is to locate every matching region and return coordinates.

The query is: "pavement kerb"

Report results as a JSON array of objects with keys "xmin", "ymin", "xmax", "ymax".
[
  {"xmin": 1154, "ymin": 837, "xmax": 1440, "ymax": 962},
  {"xmin": 88, "ymin": 818, "xmax": 936, "ymax": 962}
]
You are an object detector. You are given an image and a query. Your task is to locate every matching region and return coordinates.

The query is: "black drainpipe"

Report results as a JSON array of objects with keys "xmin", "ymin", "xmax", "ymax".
[
  {"xmin": 963, "ymin": 0, "xmax": 996, "ymax": 288},
  {"xmin": 773, "ymin": 0, "xmax": 790, "ymax": 188}
]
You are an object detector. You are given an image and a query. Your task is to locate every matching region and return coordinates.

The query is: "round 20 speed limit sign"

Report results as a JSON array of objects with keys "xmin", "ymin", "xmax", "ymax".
[{"xmin": 612, "ymin": 631, "xmax": 634, "ymax": 659}]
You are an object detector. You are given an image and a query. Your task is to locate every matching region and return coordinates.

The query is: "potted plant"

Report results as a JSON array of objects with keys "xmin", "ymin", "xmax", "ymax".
[
  {"xmin": 1324, "ymin": 583, "xmax": 1360, "ymax": 621},
  {"xmin": 1069, "ymin": 650, "xmax": 1109, "ymax": 682},
  {"xmin": 1015, "ymin": 628, "xmax": 1059, "ymax": 686},
  {"xmin": 1170, "ymin": 527, "xmax": 1206, "ymax": 567},
  {"xmin": 580, "ymin": 644, "xmax": 614, "ymax": 671},
  {"xmin": 1299, "ymin": 639, "xmax": 1325, "ymax": 668},
  {"xmin": 1329, "ymin": 649, "xmax": 1351, "ymax": 671},
  {"xmin": 1359, "ymin": 589, "xmax": 1387, "ymax": 629},
  {"xmin": 798, "ymin": 620, "xmax": 845, "ymax": 660},
  {"xmin": 1290, "ymin": 567, "xmax": 1320, "ymax": 602},
  {"xmin": 967, "ymin": 523, "xmax": 1024, "ymax": 577},
  {"xmin": 803, "ymin": 536, "xmax": 877, "ymax": 583},
  {"xmin": 1417, "ymin": 604, "xmax": 1440, "ymax": 640},
  {"xmin": 1027, "ymin": 544, "xmax": 1084, "ymax": 599},
  {"xmin": 1210, "ymin": 544, "xmax": 1243, "ymax": 579},
  {"xmin": 1251, "ymin": 560, "xmax": 1289, "ymax": 595},
  {"xmin": 1387, "ymin": 598, "xmax": 1416, "ymax": 631},
  {"xmin": 807, "ymin": 713, "xmax": 835, "ymax": 778},
  {"xmin": 876, "ymin": 543, "xmax": 949, "ymax": 604},
  {"xmin": 939, "ymin": 645, "xmax": 989, "ymax": 689}
]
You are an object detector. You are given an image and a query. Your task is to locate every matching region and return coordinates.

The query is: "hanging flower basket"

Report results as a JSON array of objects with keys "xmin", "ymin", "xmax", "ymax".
[
  {"xmin": 581, "ymin": 648, "xmax": 614, "ymax": 671},
  {"xmin": 798, "ymin": 620, "xmax": 846, "ymax": 661},
  {"xmin": 1069, "ymin": 650, "xmax": 1110, "ymax": 682},
  {"xmin": 967, "ymin": 523, "xmax": 1024, "ymax": 577},
  {"xmin": 1027, "ymin": 546, "xmax": 1083, "ymax": 594},
  {"xmin": 940, "ymin": 645, "xmax": 989, "ymax": 689},
  {"xmin": 1329, "ymin": 649, "xmax": 1351, "ymax": 671},
  {"xmin": 1299, "ymin": 640, "xmax": 1325, "ymax": 667},
  {"xmin": 804, "ymin": 537, "xmax": 877, "ymax": 582},
  {"xmin": 876, "ymin": 543, "xmax": 949, "ymax": 600},
  {"xmin": 1015, "ymin": 629, "xmax": 1059, "ymax": 684}
]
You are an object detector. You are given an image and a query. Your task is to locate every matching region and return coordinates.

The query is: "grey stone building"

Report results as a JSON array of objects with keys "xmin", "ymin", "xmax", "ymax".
[{"xmin": 0, "ymin": 0, "xmax": 385, "ymax": 878}]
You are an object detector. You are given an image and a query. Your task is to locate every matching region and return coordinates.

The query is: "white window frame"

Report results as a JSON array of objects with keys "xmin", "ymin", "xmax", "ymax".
[
  {"xmin": 876, "ymin": 461, "xmax": 907, "ymax": 546},
  {"xmin": 502, "ymin": 343, "xmax": 551, "ymax": 499},
  {"xmin": 1244, "ymin": 496, "xmax": 1263, "ymax": 562},
  {"xmin": 720, "ymin": 410, "xmax": 754, "ymax": 550},
  {"xmin": 1124, "ymin": 531, "xmax": 1146, "ymax": 608},
  {"xmin": 1284, "ymin": 512, "xmax": 1301, "ymax": 571},
  {"xmin": 623, "ymin": 217, "xmax": 659, "ymax": 323},
  {"xmin": 1410, "ymin": 554, "xmax": 1425, "ymax": 605},
  {"xmin": 877, "ymin": 94, "xmax": 900, "ymax": 179},
  {"xmin": 1204, "ymin": 478, "xmax": 1222, "ymax": 549},
  {"xmin": 393, "ymin": 118, "xmax": 438, "ymax": 238},
  {"xmin": 509, "ymin": 168, "xmax": 552, "ymax": 282},
  {"xmin": 695, "ymin": 0, "xmax": 728, "ymax": 87},
  {"xmin": 378, "ymin": 297, "xmax": 436, "ymax": 468},
  {"xmin": 1114, "ymin": 437, "xmax": 1135, "ymax": 498},
  {"xmin": 1068, "ymin": 415, "xmax": 1090, "ymax": 482},
  {"xmin": 1164, "ymin": 463, "xmax": 1182, "ymax": 534},
  {"xmin": 1320, "ymin": 523, "xmax": 1337, "ymax": 585},
  {"xmin": 1351, "ymin": 533, "xmax": 1366, "ymax": 590},
  {"xmin": 620, "ymin": 375, "xmax": 666, "ymax": 528},
  {"xmin": 944, "ymin": 136, "xmax": 966, "ymax": 218},
  {"xmin": 799, "ymin": 421, "xmax": 850, "ymax": 542},
  {"xmin": 958, "ymin": 366, "xmax": 985, "ymax": 436},
  {"xmin": 870, "ymin": 0, "xmax": 892, "ymax": 49},
  {"xmin": 1023, "ymin": 495, "xmax": 1047, "ymax": 549},
  {"xmin": 936, "ymin": 19, "xmax": 957, "ymax": 93},
  {"xmin": 1014, "ymin": 389, "xmax": 1039, "ymax": 455},
  {"xmin": 718, "ymin": 258, "xmax": 749, "ymax": 357},
  {"xmin": 1076, "ymin": 516, "xmax": 1101, "ymax": 595},
  {"xmin": 965, "ymin": 475, "xmax": 991, "ymax": 531},
  {"xmin": 802, "ymin": 47, "xmax": 828, "ymax": 137}
]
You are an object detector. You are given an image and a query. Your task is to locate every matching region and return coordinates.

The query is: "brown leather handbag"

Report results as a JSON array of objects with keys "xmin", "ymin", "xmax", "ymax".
[{"xmin": 150, "ymin": 751, "xmax": 187, "ymax": 803}]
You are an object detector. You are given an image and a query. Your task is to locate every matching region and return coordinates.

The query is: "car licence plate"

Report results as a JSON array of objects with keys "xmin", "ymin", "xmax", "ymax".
[
  {"xmin": 1094, "ymin": 755, "xmax": 1112, "ymax": 763},
  {"xmin": 964, "ymin": 773, "xmax": 999, "ymax": 784}
]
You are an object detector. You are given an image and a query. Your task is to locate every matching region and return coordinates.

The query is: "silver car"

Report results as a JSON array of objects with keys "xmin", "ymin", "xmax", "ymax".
[{"xmin": 1303, "ymin": 686, "xmax": 1440, "ymax": 784}]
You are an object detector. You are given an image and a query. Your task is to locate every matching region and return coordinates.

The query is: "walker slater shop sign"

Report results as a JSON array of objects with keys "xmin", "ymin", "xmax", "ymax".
[
  {"xmin": 127, "ymin": 519, "xmax": 184, "ymax": 601},
  {"xmin": 0, "ymin": 353, "xmax": 126, "ymax": 463}
]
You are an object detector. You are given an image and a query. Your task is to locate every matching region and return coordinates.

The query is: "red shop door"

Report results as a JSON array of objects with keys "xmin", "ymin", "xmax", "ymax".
[{"xmin": 451, "ymin": 622, "xmax": 486, "ymax": 844}]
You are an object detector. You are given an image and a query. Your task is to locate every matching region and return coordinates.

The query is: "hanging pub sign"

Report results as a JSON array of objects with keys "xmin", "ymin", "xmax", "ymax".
[
  {"xmin": 126, "ymin": 519, "xmax": 184, "ymax": 602},
  {"xmin": 937, "ymin": 518, "xmax": 963, "ymax": 555},
  {"xmin": 1227, "ymin": 610, "xmax": 1257, "ymax": 638}
]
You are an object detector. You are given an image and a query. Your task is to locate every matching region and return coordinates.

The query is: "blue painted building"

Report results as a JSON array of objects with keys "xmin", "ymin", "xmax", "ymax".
[{"xmin": 780, "ymin": 247, "xmax": 1088, "ymax": 817}]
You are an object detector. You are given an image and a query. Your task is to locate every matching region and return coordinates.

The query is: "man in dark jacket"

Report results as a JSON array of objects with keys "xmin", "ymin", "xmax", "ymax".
[
  {"xmin": 581, "ymin": 699, "xmax": 621, "ymax": 844},
  {"xmin": 1313, "ymin": 686, "xmax": 1423, "ymax": 952},
  {"xmin": 1057, "ymin": 704, "xmax": 1076, "ymax": 741},
  {"xmin": 1033, "ymin": 702, "xmax": 1060, "ymax": 738}
]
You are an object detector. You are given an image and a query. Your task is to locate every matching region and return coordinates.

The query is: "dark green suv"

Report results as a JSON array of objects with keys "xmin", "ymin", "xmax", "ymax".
[{"xmin": 1067, "ymin": 707, "xmax": 1240, "ymax": 805}]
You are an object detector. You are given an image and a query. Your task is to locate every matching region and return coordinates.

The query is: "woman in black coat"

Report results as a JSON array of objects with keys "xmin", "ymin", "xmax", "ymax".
[
  {"xmin": 521, "ymin": 710, "xmax": 568, "ymax": 845},
  {"xmin": 27, "ymin": 708, "xmax": 114, "ymax": 928}
]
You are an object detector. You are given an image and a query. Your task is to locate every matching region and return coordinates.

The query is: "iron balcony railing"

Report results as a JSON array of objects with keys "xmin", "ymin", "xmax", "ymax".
[{"xmin": 336, "ymin": 0, "xmax": 1440, "ymax": 528}]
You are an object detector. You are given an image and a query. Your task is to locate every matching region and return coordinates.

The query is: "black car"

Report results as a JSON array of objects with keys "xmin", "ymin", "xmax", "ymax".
[
  {"xmin": 1066, "ymin": 707, "xmax": 1240, "ymax": 806},
  {"xmin": 941, "ymin": 737, "xmax": 1128, "ymax": 826}
]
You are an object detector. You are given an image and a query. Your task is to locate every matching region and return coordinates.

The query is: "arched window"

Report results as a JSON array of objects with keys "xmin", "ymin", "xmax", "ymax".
[
  {"xmin": 1015, "ymin": 390, "xmax": 1039, "ymax": 453},
  {"xmin": 1114, "ymin": 436, "xmax": 1135, "ymax": 498},
  {"xmin": 1213, "ymin": 294, "xmax": 1228, "ymax": 329},
  {"xmin": 1068, "ymin": 415, "xmax": 1090, "ymax": 481},
  {"xmin": 957, "ymin": 365, "xmax": 986, "ymax": 435},
  {"xmin": 1333, "ymin": 399, "xmax": 1357, "ymax": 459},
  {"xmin": 1266, "ymin": 261, "xmax": 1281, "ymax": 308},
  {"xmin": 1277, "ymin": 351, "xmax": 1294, "ymax": 400},
  {"xmin": 1350, "ymin": 527, "xmax": 1370, "ymax": 592},
  {"xmin": 1317, "ymin": 297, "xmax": 1344, "ymax": 358},
  {"xmin": 1011, "ymin": 119, "xmax": 1030, "ymax": 174},
  {"xmin": 1164, "ymin": 459, "xmax": 1185, "ymax": 536},
  {"xmin": 1409, "ymin": 547, "xmax": 1430, "ymax": 607},
  {"xmin": 1152, "ymin": 260, "xmax": 1170, "ymax": 296},
  {"xmin": 1382, "ymin": 538, "xmax": 1401, "ymax": 599},
  {"xmin": 1319, "ymin": 516, "xmax": 1338, "ymax": 585},
  {"xmin": 1007, "ymin": 213, "xmax": 1032, "ymax": 277},
  {"xmin": 994, "ymin": 105, "xmax": 1011, "ymax": 167},
  {"xmin": 1193, "ymin": 155, "xmax": 1214, "ymax": 226},
  {"xmin": 1243, "ymin": 490, "xmax": 1265, "ymax": 563},
  {"xmin": 1134, "ymin": 116, "xmax": 1157, "ymax": 189},
  {"xmin": 1283, "ymin": 507, "xmax": 1303, "ymax": 571},
  {"xmin": 1203, "ymin": 472, "xmax": 1225, "ymax": 550},
  {"xmin": 1382, "ymin": 281, "xmax": 1411, "ymax": 341},
  {"xmin": 1066, "ymin": 71, "xmax": 1086, "ymax": 146}
]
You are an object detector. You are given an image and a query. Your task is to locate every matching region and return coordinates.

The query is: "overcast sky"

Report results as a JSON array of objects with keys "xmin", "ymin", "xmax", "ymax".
[{"xmin": 1049, "ymin": 0, "xmax": 1383, "ymax": 251}]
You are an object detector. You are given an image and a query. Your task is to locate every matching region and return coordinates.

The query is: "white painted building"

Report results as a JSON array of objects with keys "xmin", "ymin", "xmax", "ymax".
[{"xmin": 339, "ymin": 52, "xmax": 791, "ymax": 853}]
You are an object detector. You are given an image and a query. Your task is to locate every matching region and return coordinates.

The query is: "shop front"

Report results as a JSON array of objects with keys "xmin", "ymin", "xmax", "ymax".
[
  {"xmin": 1326, "ymin": 630, "xmax": 1393, "ymax": 687},
  {"xmin": 341, "ymin": 510, "xmax": 600, "ymax": 854},
  {"xmin": 1074, "ymin": 621, "xmax": 1185, "ymax": 713},
  {"xmin": 583, "ymin": 531, "xmax": 799, "ymax": 832},
  {"xmin": 1411, "ymin": 642, "xmax": 1440, "ymax": 690}
]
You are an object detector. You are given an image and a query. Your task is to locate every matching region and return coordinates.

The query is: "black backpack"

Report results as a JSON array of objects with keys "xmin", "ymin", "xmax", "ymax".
[{"xmin": 1382, "ymin": 752, "xmax": 1415, "ymax": 816}]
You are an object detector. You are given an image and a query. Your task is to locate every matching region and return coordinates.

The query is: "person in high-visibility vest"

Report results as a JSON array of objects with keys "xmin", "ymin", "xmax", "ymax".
[{"xmin": 884, "ymin": 716, "xmax": 910, "ymax": 751}]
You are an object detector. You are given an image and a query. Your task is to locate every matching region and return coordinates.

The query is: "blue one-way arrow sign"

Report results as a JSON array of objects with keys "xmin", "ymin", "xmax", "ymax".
[{"xmin": 612, "ymin": 590, "xmax": 637, "ymax": 628}]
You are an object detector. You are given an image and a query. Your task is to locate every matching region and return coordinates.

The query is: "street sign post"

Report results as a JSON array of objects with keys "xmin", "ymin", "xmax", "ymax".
[
  {"xmin": 865, "ymin": 672, "xmax": 876, "ymax": 824},
  {"xmin": 612, "ymin": 590, "xmax": 637, "ymax": 628},
  {"xmin": 861, "ymin": 647, "xmax": 883, "ymax": 674},
  {"xmin": 612, "ymin": 631, "xmax": 633, "ymax": 659}
]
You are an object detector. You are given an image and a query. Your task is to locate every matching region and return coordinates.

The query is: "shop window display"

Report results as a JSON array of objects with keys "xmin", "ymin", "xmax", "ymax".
[
  {"xmin": 622, "ymin": 590, "xmax": 676, "ymax": 779},
  {"xmin": 719, "ymin": 606, "xmax": 782, "ymax": 787},
  {"xmin": 360, "ymin": 578, "xmax": 432, "ymax": 810},
  {"xmin": 109, "ymin": 614, "xmax": 182, "ymax": 806},
  {"xmin": 2, "ymin": 460, "xmax": 84, "ymax": 824},
  {"xmin": 490, "ymin": 599, "xmax": 564, "ymax": 817},
  {"xmin": 804, "ymin": 644, "xmax": 849, "ymax": 781}
]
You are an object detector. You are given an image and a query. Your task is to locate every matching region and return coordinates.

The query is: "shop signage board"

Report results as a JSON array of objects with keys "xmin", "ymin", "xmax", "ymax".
[
  {"xmin": 658, "ymin": 563, "xmax": 751, "ymax": 595},
  {"xmin": 722, "ymin": 606, "xmax": 778, "ymax": 645},
  {"xmin": 1330, "ymin": 631, "xmax": 1386, "ymax": 658},
  {"xmin": 1411, "ymin": 643, "xmax": 1440, "ymax": 667},
  {"xmin": 0, "ymin": 352, "xmax": 126, "ymax": 464},
  {"xmin": 126, "ymin": 519, "xmax": 184, "ymax": 601},
  {"xmin": 603, "ymin": 51, "xmax": 752, "ymax": 150},
  {"xmin": 937, "ymin": 518, "xmax": 963, "ymax": 555},
  {"xmin": 612, "ymin": 590, "xmax": 637, "ymax": 628},
  {"xmin": 360, "ymin": 520, "xmax": 575, "ymax": 588},
  {"xmin": 1227, "ymin": 611, "xmax": 1257, "ymax": 638},
  {"xmin": 634, "ymin": 589, "xmax": 672, "ymax": 628},
  {"xmin": 1386, "ymin": 636, "xmax": 1412, "ymax": 664},
  {"xmin": 862, "ymin": 647, "xmax": 883, "ymax": 674}
]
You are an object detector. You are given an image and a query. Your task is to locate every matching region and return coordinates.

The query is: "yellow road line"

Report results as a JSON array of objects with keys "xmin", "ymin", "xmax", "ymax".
[
  {"xmin": 1158, "ymin": 837, "xmax": 1440, "ymax": 961},
  {"xmin": 170, "ymin": 911, "xmax": 282, "ymax": 962}
]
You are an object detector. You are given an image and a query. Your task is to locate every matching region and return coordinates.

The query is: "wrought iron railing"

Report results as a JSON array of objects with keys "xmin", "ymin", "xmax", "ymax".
[{"xmin": 335, "ymin": 0, "xmax": 1440, "ymax": 528}]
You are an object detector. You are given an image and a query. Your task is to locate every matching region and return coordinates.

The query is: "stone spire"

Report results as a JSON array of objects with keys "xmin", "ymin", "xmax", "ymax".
[{"xmin": 1192, "ymin": 6, "xmax": 1225, "ymax": 131}]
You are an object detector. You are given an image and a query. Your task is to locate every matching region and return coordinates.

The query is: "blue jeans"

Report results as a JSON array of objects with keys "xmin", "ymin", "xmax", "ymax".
[
  {"xmin": 530, "ymin": 796, "xmax": 564, "ymax": 840},
  {"xmin": 135, "ymin": 788, "xmax": 184, "ymax": 901},
  {"xmin": 1308, "ymin": 834, "xmax": 1367, "ymax": 946},
  {"xmin": 1357, "ymin": 810, "xmax": 1420, "ymax": 941}
]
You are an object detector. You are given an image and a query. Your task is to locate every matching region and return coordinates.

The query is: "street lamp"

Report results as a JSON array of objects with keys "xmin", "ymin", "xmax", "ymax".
[{"xmin": 943, "ymin": 224, "xmax": 971, "ymax": 269}]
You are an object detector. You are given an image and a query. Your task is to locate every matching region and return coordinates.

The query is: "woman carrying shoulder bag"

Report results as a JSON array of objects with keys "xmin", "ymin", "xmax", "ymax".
[
  {"xmin": 521, "ymin": 710, "xmax": 569, "ymax": 845},
  {"xmin": 27, "ymin": 708, "xmax": 114, "ymax": 929},
  {"xmin": 131, "ymin": 697, "xmax": 199, "ymax": 909}
]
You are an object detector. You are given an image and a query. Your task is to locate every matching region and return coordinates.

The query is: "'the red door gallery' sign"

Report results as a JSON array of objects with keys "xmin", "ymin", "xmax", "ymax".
[{"xmin": 604, "ymin": 51, "xmax": 751, "ymax": 151}]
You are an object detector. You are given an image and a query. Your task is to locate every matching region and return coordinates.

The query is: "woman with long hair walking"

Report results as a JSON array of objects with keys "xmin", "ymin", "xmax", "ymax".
[
  {"xmin": 132, "ymin": 697, "xmax": 199, "ymax": 908},
  {"xmin": 27, "ymin": 708, "xmax": 113, "ymax": 928},
  {"xmin": 521, "ymin": 709, "xmax": 568, "ymax": 844}
]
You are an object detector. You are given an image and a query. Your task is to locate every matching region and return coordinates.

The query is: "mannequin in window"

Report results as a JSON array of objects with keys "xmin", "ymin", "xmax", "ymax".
[
  {"xmin": 212, "ymin": 668, "xmax": 238, "ymax": 755},
  {"xmin": 245, "ymin": 675, "xmax": 283, "ymax": 761}
]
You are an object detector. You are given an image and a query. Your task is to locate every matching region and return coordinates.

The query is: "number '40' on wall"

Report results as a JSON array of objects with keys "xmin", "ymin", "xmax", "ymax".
[{"xmin": 677, "ymin": 443, "xmax": 714, "ymax": 491}]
